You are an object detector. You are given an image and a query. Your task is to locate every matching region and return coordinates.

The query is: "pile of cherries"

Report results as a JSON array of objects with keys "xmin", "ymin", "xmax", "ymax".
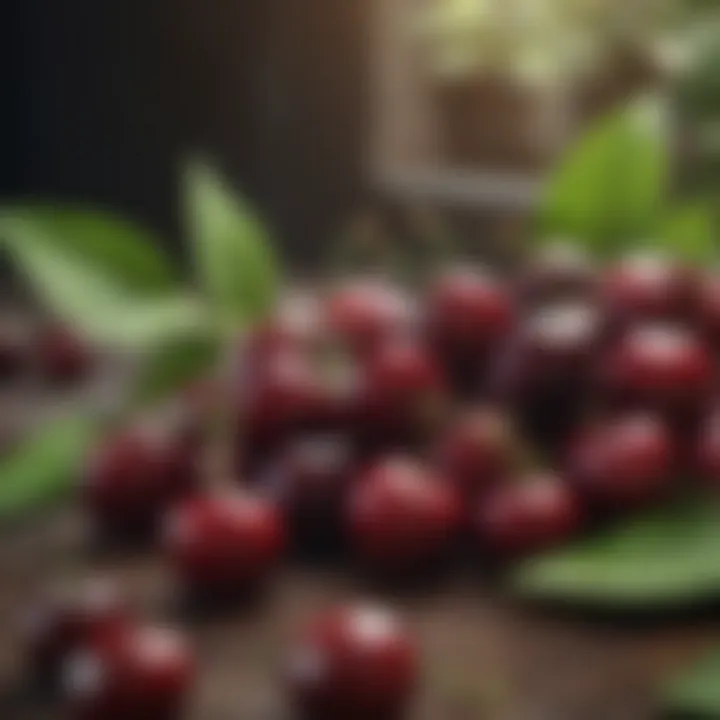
[{"xmin": 21, "ymin": 244, "xmax": 720, "ymax": 719}]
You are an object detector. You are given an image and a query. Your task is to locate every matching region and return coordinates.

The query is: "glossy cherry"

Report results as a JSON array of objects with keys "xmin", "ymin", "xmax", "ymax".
[
  {"xmin": 22, "ymin": 578, "xmax": 132, "ymax": 688},
  {"xmin": 602, "ymin": 251, "xmax": 698, "ymax": 327},
  {"xmin": 162, "ymin": 491, "xmax": 285, "ymax": 598},
  {"xmin": 603, "ymin": 323, "xmax": 715, "ymax": 419},
  {"xmin": 697, "ymin": 274, "xmax": 720, "ymax": 348},
  {"xmin": 326, "ymin": 278, "xmax": 418, "ymax": 359},
  {"xmin": 262, "ymin": 434, "xmax": 354, "ymax": 554},
  {"xmin": 474, "ymin": 473, "xmax": 583, "ymax": 558},
  {"xmin": 63, "ymin": 624, "xmax": 195, "ymax": 720},
  {"xmin": 426, "ymin": 265, "xmax": 514, "ymax": 393},
  {"xmin": 491, "ymin": 302, "xmax": 604, "ymax": 450},
  {"xmin": 284, "ymin": 604, "xmax": 418, "ymax": 720},
  {"xmin": 518, "ymin": 242, "xmax": 597, "ymax": 305},
  {"xmin": 566, "ymin": 414, "xmax": 675, "ymax": 511},
  {"xmin": 83, "ymin": 423, "xmax": 201, "ymax": 540},
  {"xmin": 435, "ymin": 407, "xmax": 515, "ymax": 499},
  {"xmin": 359, "ymin": 336, "xmax": 447, "ymax": 448},
  {"xmin": 347, "ymin": 456, "xmax": 461, "ymax": 573}
]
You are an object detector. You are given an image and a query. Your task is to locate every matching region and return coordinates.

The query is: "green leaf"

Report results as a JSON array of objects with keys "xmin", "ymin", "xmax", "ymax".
[
  {"xmin": 0, "ymin": 415, "xmax": 96, "ymax": 520},
  {"xmin": 656, "ymin": 203, "xmax": 718, "ymax": 265},
  {"xmin": 511, "ymin": 498, "xmax": 720, "ymax": 610},
  {"xmin": 0, "ymin": 206, "xmax": 177, "ymax": 292},
  {"xmin": 184, "ymin": 159, "xmax": 280, "ymax": 325},
  {"xmin": 540, "ymin": 97, "xmax": 669, "ymax": 257},
  {"xmin": 4, "ymin": 236, "xmax": 207, "ymax": 349},
  {"xmin": 666, "ymin": 647, "xmax": 720, "ymax": 718},
  {"xmin": 134, "ymin": 334, "xmax": 219, "ymax": 407}
]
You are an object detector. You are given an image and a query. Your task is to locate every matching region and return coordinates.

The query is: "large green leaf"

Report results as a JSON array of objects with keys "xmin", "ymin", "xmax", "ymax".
[
  {"xmin": 666, "ymin": 647, "xmax": 720, "ymax": 719},
  {"xmin": 184, "ymin": 160, "xmax": 280, "ymax": 325},
  {"xmin": 540, "ymin": 97, "xmax": 669, "ymax": 257},
  {"xmin": 134, "ymin": 334, "xmax": 219, "ymax": 407},
  {"xmin": 0, "ymin": 415, "xmax": 96, "ymax": 520},
  {"xmin": 511, "ymin": 499, "xmax": 720, "ymax": 610},
  {"xmin": 0, "ymin": 206, "xmax": 177, "ymax": 291},
  {"xmin": 4, "ymin": 237, "xmax": 207, "ymax": 349}
]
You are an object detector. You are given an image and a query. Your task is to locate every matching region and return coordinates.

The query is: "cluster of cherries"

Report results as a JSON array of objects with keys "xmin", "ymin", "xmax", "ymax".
[{"xmin": 22, "ymin": 243, "xmax": 720, "ymax": 719}]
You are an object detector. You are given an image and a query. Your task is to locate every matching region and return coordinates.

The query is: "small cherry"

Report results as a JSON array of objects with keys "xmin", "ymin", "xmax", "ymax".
[
  {"xmin": 261, "ymin": 434, "xmax": 354, "ymax": 554},
  {"xmin": 359, "ymin": 336, "xmax": 447, "ymax": 449},
  {"xmin": 697, "ymin": 274, "xmax": 720, "ymax": 348},
  {"xmin": 602, "ymin": 251, "xmax": 698, "ymax": 327},
  {"xmin": 326, "ymin": 278, "xmax": 418, "ymax": 359},
  {"xmin": 435, "ymin": 407, "xmax": 516, "ymax": 499},
  {"xmin": 162, "ymin": 490, "xmax": 285, "ymax": 600},
  {"xmin": 518, "ymin": 242, "xmax": 598, "ymax": 305},
  {"xmin": 603, "ymin": 323, "xmax": 715, "ymax": 419},
  {"xmin": 425, "ymin": 265, "xmax": 514, "ymax": 393},
  {"xmin": 22, "ymin": 577, "xmax": 132, "ymax": 689},
  {"xmin": 347, "ymin": 456, "xmax": 461, "ymax": 574},
  {"xmin": 35, "ymin": 323, "xmax": 93, "ymax": 384},
  {"xmin": 0, "ymin": 317, "xmax": 30, "ymax": 380},
  {"xmin": 63, "ymin": 624, "xmax": 195, "ymax": 720},
  {"xmin": 474, "ymin": 473, "xmax": 583, "ymax": 558},
  {"xmin": 284, "ymin": 604, "xmax": 419, "ymax": 720},
  {"xmin": 566, "ymin": 414, "xmax": 675, "ymax": 511},
  {"xmin": 83, "ymin": 422, "xmax": 201, "ymax": 540}
]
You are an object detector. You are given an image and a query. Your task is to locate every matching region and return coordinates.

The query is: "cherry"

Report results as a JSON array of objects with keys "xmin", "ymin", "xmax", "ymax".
[
  {"xmin": 695, "ymin": 410, "xmax": 720, "ymax": 488},
  {"xmin": 63, "ymin": 624, "xmax": 195, "ymax": 720},
  {"xmin": 491, "ymin": 302, "xmax": 604, "ymax": 450},
  {"xmin": 603, "ymin": 323, "xmax": 715, "ymax": 421},
  {"xmin": 426, "ymin": 265, "xmax": 514, "ymax": 394},
  {"xmin": 435, "ymin": 407, "xmax": 516, "ymax": 499},
  {"xmin": 602, "ymin": 252, "xmax": 698, "ymax": 327},
  {"xmin": 83, "ymin": 423, "xmax": 201, "ymax": 540},
  {"xmin": 474, "ymin": 473, "xmax": 583, "ymax": 558},
  {"xmin": 326, "ymin": 278, "xmax": 418, "ymax": 359},
  {"xmin": 162, "ymin": 491, "xmax": 285, "ymax": 599},
  {"xmin": 359, "ymin": 337, "xmax": 447, "ymax": 449},
  {"xmin": 284, "ymin": 604, "xmax": 418, "ymax": 720},
  {"xmin": 22, "ymin": 577, "xmax": 132, "ymax": 688},
  {"xmin": 697, "ymin": 274, "xmax": 720, "ymax": 348},
  {"xmin": 261, "ymin": 434, "xmax": 354, "ymax": 555},
  {"xmin": 347, "ymin": 456, "xmax": 461, "ymax": 573},
  {"xmin": 35, "ymin": 323, "xmax": 93, "ymax": 384},
  {"xmin": 566, "ymin": 414, "xmax": 675, "ymax": 511},
  {"xmin": 0, "ymin": 317, "xmax": 30, "ymax": 380},
  {"xmin": 518, "ymin": 242, "xmax": 597, "ymax": 305}
]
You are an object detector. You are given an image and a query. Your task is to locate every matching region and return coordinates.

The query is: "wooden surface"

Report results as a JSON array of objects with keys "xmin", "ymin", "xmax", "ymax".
[{"xmin": 1, "ymin": 505, "xmax": 719, "ymax": 720}]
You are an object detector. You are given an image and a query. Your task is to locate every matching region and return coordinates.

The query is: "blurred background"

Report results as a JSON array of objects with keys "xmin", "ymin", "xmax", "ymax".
[{"xmin": 5, "ymin": 0, "xmax": 718, "ymax": 269}]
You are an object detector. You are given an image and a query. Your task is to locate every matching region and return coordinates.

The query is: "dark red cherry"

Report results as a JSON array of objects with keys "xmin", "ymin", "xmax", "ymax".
[
  {"xmin": 284, "ymin": 604, "xmax": 418, "ymax": 720},
  {"xmin": 326, "ymin": 278, "xmax": 417, "ymax": 359},
  {"xmin": 83, "ymin": 423, "xmax": 201, "ymax": 540},
  {"xmin": 63, "ymin": 624, "xmax": 195, "ymax": 720},
  {"xmin": 22, "ymin": 577, "xmax": 132, "ymax": 688},
  {"xmin": 602, "ymin": 252, "xmax": 698, "ymax": 327},
  {"xmin": 695, "ymin": 410, "xmax": 720, "ymax": 488},
  {"xmin": 566, "ymin": 414, "xmax": 675, "ymax": 511},
  {"xmin": 36, "ymin": 323, "xmax": 93, "ymax": 384},
  {"xmin": 474, "ymin": 473, "xmax": 583, "ymax": 558},
  {"xmin": 435, "ymin": 407, "xmax": 516, "ymax": 499},
  {"xmin": 162, "ymin": 491, "xmax": 285, "ymax": 598},
  {"xmin": 347, "ymin": 456, "xmax": 461, "ymax": 573},
  {"xmin": 603, "ymin": 323, "xmax": 715, "ymax": 419},
  {"xmin": 262, "ymin": 434, "xmax": 355, "ymax": 554},
  {"xmin": 359, "ymin": 337, "xmax": 447, "ymax": 448},
  {"xmin": 426, "ymin": 265, "xmax": 514, "ymax": 394}
]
